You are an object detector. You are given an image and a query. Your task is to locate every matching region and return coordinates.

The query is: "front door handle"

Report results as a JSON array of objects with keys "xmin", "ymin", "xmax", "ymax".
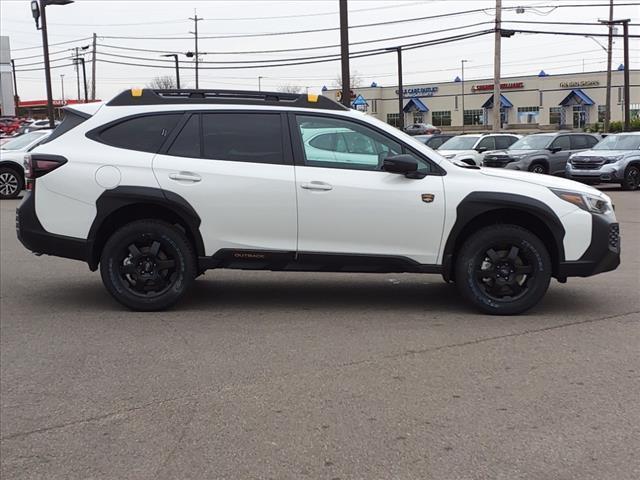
[
  {"xmin": 169, "ymin": 172, "xmax": 201, "ymax": 183},
  {"xmin": 300, "ymin": 181, "xmax": 333, "ymax": 191}
]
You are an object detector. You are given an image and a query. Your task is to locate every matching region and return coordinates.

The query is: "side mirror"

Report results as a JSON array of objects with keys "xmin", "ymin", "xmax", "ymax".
[
  {"xmin": 382, "ymin": 154, "xmax": 425, "ymax": 178},
  {"xmin": 476, "ymin": 146, "xmax": 488, "ymax": 153},
  {"xmin": 548, "ymin": 146, "xmax": 562, "ymax": 153}
]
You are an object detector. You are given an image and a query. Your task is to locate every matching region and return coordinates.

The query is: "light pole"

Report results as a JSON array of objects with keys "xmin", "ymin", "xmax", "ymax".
[
  {"xmin": 339, "ymin": 0, "xmax": 350, "ymax": 108},
  {"xmin": 258, "ymin": 76, "xmax": 263, "ymax": 91},
  {"xmin": 60, "ymin": 73, "xmax": 65, "ymax": 103},
  {"xmin": 493, "ymin": 0, "xmax": 502, "ymax": 132},
  {"xmin": 30, "ymin": 0, "xmax": 74, "ymax": 128},
  {"xmin": 161, "ymin": 54, "xmax": 180, "ymax": 89},
  {"xmin": 461, "ymin": 59, "xmax": 467, "ymax": 133}
]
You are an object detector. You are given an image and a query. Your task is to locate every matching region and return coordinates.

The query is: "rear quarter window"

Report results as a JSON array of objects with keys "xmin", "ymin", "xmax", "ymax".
[
  {"xmin": 40, "ymin": 110, "xmax": 88, "ymax": 145},
  {"xmin": 96, "ymin": 113, "xmax": 182, "ymax": 153}
]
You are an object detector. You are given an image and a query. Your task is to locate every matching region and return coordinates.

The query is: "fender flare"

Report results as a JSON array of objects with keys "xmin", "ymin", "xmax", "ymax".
[{"xmin": 86, "ymin": 186, "xmax": 205, "ymax": 269}]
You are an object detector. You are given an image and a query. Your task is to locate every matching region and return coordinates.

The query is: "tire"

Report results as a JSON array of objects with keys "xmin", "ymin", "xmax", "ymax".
[
  {"xmin": 621, "ymin": 164, "xmax": 640, "ymax": 191},
  {"xmin": 0, "ymin": 167, "xmax": 23, "ymax": 200},
  {"xmin": 528, "ymin": 163, "xmax": 547, "ymax": 174},
  {"xmin": 100, "ymin": 220, "xmax": 196, "ymax": 311},
  {"xmin": 455, "ymin": 225, "xmax": 551, "ymax": 315}
]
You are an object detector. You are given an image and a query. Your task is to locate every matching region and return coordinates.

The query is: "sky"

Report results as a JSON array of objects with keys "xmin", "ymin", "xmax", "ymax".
[{"xmin": 1, "ymin": 0, "xmax": 638, "ymax": 101}]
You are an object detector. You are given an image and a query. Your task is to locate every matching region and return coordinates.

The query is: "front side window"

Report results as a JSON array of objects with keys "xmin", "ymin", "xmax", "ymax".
[
  {"xmin": 98, "ymin": 114, "xmax": 181, "ymax": 153},
  {"xmin": 551, "ymin": 135, "xmax": 571, "ymax": 151},
  {"xmin": 476, "ymin": 137, "xmax": 496, "ymax": 150},
  {"xmin": 201, "ymin": 113, "xmax": 283, "ymax": 164},
  {"xmin": 297, "ymin": 115, "xmax": 426, "ymax": 172}
]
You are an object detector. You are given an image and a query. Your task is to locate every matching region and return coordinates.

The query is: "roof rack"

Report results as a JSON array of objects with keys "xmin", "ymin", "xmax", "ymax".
[{"xmin": 106, "ymin": 88, "xmax": 349, "ymax": 111}]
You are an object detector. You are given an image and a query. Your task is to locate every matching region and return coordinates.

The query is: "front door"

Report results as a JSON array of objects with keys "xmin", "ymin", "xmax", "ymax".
[
  {"xmin": 152, "ymin": 112, "xmax": 298, "ymax": 256},
  {"xmin": 547, "ymin": 135, "xmax": 573, "ymax": 175},
  {"xmin": 291, "ymin": 113, "xmax": 445, "ymax": 266}
]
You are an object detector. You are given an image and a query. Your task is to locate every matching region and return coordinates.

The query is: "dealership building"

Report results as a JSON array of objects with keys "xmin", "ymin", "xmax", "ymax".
[{"xmin": 325, "ymin": 68, "xmax": 639, "ymax": 131}]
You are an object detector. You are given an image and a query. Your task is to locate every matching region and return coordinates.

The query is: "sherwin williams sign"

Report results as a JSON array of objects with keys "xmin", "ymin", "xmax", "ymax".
[
  {"xmin": 471, "ymin": 82, "xmax": 524, "ymax": 91},
  {"xmin": 395, "ymin": 87, "xmax": 439, "ymax": 97}
]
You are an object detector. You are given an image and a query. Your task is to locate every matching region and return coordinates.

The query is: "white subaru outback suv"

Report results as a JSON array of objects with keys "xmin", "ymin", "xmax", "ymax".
[{"xmin": 17, "ymin": 89, "xmax": 620, "ymax": 314}]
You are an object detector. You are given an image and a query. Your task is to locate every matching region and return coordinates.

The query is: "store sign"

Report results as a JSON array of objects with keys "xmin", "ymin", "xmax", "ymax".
[
  {"xmin": 395, "ymin": 86, "xmax": 439, "ymax": 97},
  {"xmin": 471, "ymin": 82, "xmax": 524, "ymax": 92},
  {"xmin": 559, "ymin": 80, "xmax": 600, "ymax": 88}
]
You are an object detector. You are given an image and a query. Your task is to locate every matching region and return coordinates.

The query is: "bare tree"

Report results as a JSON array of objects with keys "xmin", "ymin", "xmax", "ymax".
[
  {"xmin": 333, "ymin": 71, "xmax": 362, "ymax": 89},
  {"xmin": 277, "ymin": 84, "xmax": 303, "ymax": 94},
  {"xmin": 147, "ymin": 76, "xmax": 177, "ymax": 89}
]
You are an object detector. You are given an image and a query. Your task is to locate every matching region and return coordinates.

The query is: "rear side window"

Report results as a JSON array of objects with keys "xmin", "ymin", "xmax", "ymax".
[
  {"xmin": 585, "ymin": 135, "xmax": 599, "ymax": 148},
  {"xmin": 201, "ymin": 113, "xmax": 283, "ymax": 164},
  {"xmin": 41, "ymin": 110, "xmax": 87, "ymax": 144},
  {"xmin": 495, "ymin": 136, "xmax": 517, "ymax": 150},
  {"xmin": 168, "ymin": 114, "xmax": 200, "ymax": 158},
  {"xmin": 99, "ymin": 114, "xmax": 181, "ymax": 153},
  {"xmin": 570, "ymin": 135, "xmax": 591, "ymax": 150}
]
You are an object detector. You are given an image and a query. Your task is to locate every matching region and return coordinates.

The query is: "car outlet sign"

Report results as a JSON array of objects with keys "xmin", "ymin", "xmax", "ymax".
[{"xmin": 395, "ymin": 87, "xmax": 439, "ymax": 97}]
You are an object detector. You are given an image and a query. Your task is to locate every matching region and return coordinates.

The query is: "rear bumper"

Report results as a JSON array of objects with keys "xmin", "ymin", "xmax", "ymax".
[
  {"xmin": 16, "ymin": 191, "xmax": 89, "ymax": 263},
  {"xmin": 557, "ymin": 214, "xmax": 620, "ymax": 279}
]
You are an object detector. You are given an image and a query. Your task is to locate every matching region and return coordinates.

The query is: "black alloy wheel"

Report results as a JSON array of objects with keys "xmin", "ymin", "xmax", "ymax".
[
  {"xmin": 100, "ymin": 220, "xmax": 196, "ymax": 311},
  {"xmin": 455, "ymin": 225, "xmax": 551, "ymax": 315},
  {"xmin": 529, "ymin": 163, "xmax": 547, "ymax": 174},
  {"xmin": 0, "ymin": 168, "xmax": 22, "ymax": 199},
  {"xmin": 622, "ymin": 165, "xmax": 640, "ymax": 191}
]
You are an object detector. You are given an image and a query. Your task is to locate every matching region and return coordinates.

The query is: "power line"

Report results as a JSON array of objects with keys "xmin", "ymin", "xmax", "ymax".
[{"xmin": 12, "ymin": 37, "xmax": 93, "ymax": 52}]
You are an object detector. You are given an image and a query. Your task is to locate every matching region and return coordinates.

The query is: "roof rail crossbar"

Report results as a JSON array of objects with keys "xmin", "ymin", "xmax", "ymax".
[{"xmin": 107, "ymin": 88, "xmax": 349, "ymax": 111}]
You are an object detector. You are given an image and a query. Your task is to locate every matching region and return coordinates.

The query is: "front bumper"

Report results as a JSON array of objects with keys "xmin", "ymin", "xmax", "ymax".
[
  {"xmin": 16, "ymin": 191, "xmax": 89, "ymax": 263},
  {"xmin": 565, "ymin": 162, "xmax": 624, "ymax": 183},
  {"xmin": 557, "ymin": 213, "xmax": 620, "ymax": 279}
]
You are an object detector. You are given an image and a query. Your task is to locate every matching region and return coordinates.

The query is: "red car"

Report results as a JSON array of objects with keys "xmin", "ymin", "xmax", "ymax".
[{"xmin": 0, "ymin": 118, "xmax": 21, "ymax": 136}]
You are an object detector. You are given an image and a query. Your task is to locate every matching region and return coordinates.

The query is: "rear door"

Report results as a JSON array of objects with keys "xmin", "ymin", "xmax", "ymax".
[{"xmin": 152, "ymin": 111, "xmax": 297, "ymax": 256}]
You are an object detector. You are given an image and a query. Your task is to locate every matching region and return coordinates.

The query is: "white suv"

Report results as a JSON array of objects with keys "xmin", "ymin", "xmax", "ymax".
[
  {"xmin": 438, "ymin": 133, "xmax": 521, "ymax": 166},
  {"xmin": 16, "ymin": 89, "xmax": 620, "ymax": 314}
]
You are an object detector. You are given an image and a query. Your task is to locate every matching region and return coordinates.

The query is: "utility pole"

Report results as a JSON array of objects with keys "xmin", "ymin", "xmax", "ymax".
[
  {"xmin": 91, "ymin": 32, "xmax": 96, "ymax": 100},
  {"xmin": 73, "ymin": 46, "xmax": 80, "ymax": 100},
  {"xmin": 80, "ymin": 57, "xmax": 87, "ymax": 102},
  {"xmin": 493, "ymin": 0, "xmax": 502, "ymax": 131},
  {"xmin": 396, "ymin": 47, "xmax": 404, "ymax": 130},
  {"xmin": 161, "ymin": 54, "xmax": 180, "ymax": 89},
  {"xmin": 461, "ymin": 59, "xmax": 467, "ymax": 133},
  {"xmin": 10, "ymin": 59, "xmax": 19, "ymax": 105},
  {"xmin": 339, "ymin": 0, "xmax": 350, "ymax": 108},
  {"xmin": 72, "ymin": 49, "xmax": 88, "ymax": 102},
  {"xmin": 189, "ymin": 12, "xmax": 202, "ymax": 89},
  {"xmin": 622, "ymin": 19, "xmax": 630, "ymax": 131},
  {"xmin": 603, "ymin": 0, "xmax": 613, "ymax": 132},
  {"xmin": 60, "ymin": 73, "xmax": 65, "ymax": 102}
]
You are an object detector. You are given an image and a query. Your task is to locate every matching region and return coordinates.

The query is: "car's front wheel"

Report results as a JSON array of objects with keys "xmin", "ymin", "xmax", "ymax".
[
  {"xmin": 0, "ymin": 167, "xmax": 23, "ymax": 200},
  {"xmin": 100, "ymin": 220, "xmax": 196, "ymax": 311},
  {"xmin": 529, "ymin": 163, "xmax": 548, "ymax": 174},
  {"xmin": 621, "ymin": 164, "xmax": 640, "ymax": 191},
  {"xmin": 455, "ymin": 225, "xmax": 551, "ymax": 315}
]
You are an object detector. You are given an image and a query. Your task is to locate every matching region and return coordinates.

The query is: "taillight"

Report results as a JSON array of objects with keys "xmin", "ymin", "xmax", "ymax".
[{"xmin": 24, "ymin": 154, "xmax": 67, "ymax": 190}]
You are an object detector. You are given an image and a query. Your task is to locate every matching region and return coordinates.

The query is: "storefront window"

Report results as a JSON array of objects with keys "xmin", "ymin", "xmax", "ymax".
[
  {"xmin": 598, "ymin": 105, "xmax": 606, "ymax": 123},
  {"xmin": 631, "ymin": 104, "xmax": 640, "ymax": 120},
  {"xmin": 517, "ymin": 106, "xmax": 540, "ymax": 124},
  {"xmin": 413, "ymin": 113, "xmax": 424, "ymax": 124},
  {"xmin": 463, "ymin": 109, "xmax": 484, "ymax": 126},
  {"xmin": 386, "ymin": 113, "xmax": 401, "ymax": 128},
  {"xmin": 549, "ymin": 107, "xmax": 562, "ymax": 125},
  {"xmin": 432, "ymin": 111, "xmax": 451, "ymax": 126}
]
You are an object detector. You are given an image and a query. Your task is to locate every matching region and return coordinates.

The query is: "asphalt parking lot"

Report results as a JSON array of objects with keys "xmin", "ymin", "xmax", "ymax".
[{"xmin": 1, "ymin": 187, "xmax": 639, "ymax": 480}]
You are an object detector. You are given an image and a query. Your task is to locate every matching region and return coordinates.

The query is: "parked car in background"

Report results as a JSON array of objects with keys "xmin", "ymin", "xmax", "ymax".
[
  {"xmin": 438, "ymin": 133, "xmax": 521, "ymax": 166},
  {"xmin": 404, "ymin": 123, "xmax": 441, "ymax": 135},
  {"xmin": 0, "ymin": 118, "xmax": 21, "ymax": 136},
  {"xmin": 566, "ymin": 132, "xmax": 640, "ymax": 191},
  {"xmin": 414, "ymin": 133, "xmax": 455, "ymax": 150},
  {"xmin": 483, "ymin": 132, "xmax": 600, "ymax": 175},
  {"xmin": 0, "ymin": 129, "xmax": 53, "ymax": 199}
]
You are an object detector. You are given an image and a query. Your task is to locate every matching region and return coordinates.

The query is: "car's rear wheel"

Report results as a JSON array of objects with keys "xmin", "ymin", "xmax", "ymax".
[
  {"xmin": 529, "ymin": 163, "xmax": 547, "ymax": 174},
  {"xmin": 100, "ymin": 220, "xmax": 196, "ymax": 311},
  {"xmin": 455, "ymin": 225, "xmax": 551, "ymax": 315},
  {"xmin": 621, "ymin": 164, "xmax": 640, "ymax": 191},
  {"xmin": 0, "ymin": 167, "xmax": 23, "ymax": 200}
]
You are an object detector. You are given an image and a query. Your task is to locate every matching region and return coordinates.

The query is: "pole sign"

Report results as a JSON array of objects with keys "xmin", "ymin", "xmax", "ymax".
[
  {"xmin": 394, "ymin": 86, "xmax": 438, "ymax": 97},
  {"xmin": 471, "ymin": 81, "xmax": 524, "ymax": 92}
]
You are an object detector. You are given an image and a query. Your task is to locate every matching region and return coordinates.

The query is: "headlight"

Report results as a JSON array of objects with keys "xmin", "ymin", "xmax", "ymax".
[
  {"xmin": 604, "ymin": 155, "xmax": 624, "ymax": 164},
  {"xmin": 550, "ymin": 188, "xmax": 612, "ymax": 214}
]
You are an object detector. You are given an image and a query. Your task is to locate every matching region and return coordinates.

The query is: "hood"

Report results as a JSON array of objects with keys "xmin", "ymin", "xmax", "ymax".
[
  {"xmin": 478, "ymin": 166, "xmax": 603, "ymax": 196},
  {"xmin": 486, "ymin": 149, "xmax": 540, "ymax": 157},
  {"xmin": 438, "ymin": 149, "xmax": 476, "ymax": 158},
  {"xmin": 571, "ymin": 149, "xmax": 633, "ymax": 159}
]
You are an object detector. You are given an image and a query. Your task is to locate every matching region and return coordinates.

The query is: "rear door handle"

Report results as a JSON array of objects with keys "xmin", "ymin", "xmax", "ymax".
[
  {"xmin": 169, "ymin": 172, "xmax": 201, "ymax": 183},
  {"xmin": 300, "ymin": 181, "xmax": 333, "ymax": 191}
]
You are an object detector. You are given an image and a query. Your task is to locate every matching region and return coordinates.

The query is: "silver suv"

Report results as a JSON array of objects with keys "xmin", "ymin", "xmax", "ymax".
[
  {"xmin": 566, "ymin": 132, "xmax": 640, "ymax": 191},
  {"xmin": 483, "ymin": 132, "xmax": 600, "ymax": 175}
]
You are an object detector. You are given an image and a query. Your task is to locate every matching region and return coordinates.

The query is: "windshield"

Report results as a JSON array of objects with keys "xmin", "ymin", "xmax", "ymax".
[
  {"xmin": 439, "ymin": 136, "xmax": 479, "ymax": 150},
  {"xmin": 593, "ymin": 135, "xmax": 640, "ymax": 150},
  {"xmin": 508, "ymin": 135, "xmax": 553, "ymax": 150},
  {"xmin": 0, "ymin": 131, "xmax": 47, "ymax": 151}
]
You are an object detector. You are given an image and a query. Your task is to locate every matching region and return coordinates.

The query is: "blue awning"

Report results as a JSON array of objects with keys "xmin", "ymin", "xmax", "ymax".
[
  {"xmin": 351, "ymin": 94, "xmax": 368, "ymax": 107},
  {"xmin": 402, "ymin": 97, "xmax": 429, "ymax": 113},
  {"xmin": 482, "ymin": 93, "xmax": 513, "ymax": 109},
  {"xmin": 559, "ymin": 89, "xmax": 595, "ymax": 106}
]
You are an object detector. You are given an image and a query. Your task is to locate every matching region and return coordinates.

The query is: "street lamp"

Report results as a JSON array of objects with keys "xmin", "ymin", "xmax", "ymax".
[
  {"xmin": 30, "ymin": 0, "xmax": 75, "ymax": 128},
  {"xmin": 160, "ymin": 54, "xmax": 180, "ymax": 89}
]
